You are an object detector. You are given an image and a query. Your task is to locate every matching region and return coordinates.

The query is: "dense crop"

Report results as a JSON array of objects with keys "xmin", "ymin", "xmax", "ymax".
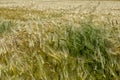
[{"xmin": 0, "ymin": 1, "xmax": 120, "ymax": 80}]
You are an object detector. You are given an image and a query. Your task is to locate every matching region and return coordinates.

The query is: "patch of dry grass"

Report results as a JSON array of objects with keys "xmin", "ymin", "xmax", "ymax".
[{"xmin": 0, "ymin": 7, "xmax": 65, "ymax": 21}]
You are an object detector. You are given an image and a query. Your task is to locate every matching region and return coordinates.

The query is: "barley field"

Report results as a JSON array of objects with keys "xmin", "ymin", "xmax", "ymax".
[{"xmin": 0, "ymin": 0, "xmax": 120, "ymax": 80}]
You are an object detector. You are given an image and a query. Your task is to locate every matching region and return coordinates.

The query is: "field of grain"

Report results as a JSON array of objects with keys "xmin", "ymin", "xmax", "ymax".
[{"xmin": 0, "ymin": 0, "xmax": 120, "ymax": 80}]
